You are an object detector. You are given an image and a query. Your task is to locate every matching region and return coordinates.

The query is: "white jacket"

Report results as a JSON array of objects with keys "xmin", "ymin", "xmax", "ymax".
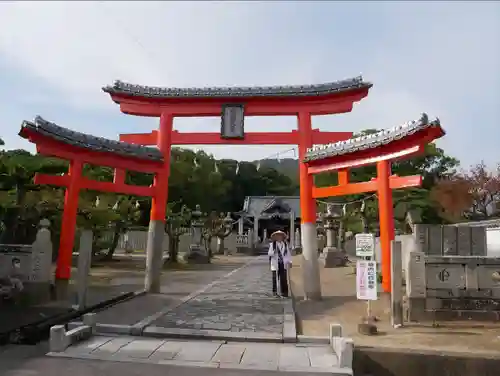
[{"xmin": 268, "ymin": 241, "xmax": 292, "ymax": 271}]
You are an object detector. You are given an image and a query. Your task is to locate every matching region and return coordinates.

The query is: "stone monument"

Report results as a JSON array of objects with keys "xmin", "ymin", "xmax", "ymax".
[
  {"xmin": 319, "ymin": 204, "xmax": 347, "ymax": 267},
  {"xmin": 0, "ymin": 219, "xmax": 53, "ymax": 304},
  {"xmin": 185, "ymin": 205, "xmax": 209, "ymax": 263}
]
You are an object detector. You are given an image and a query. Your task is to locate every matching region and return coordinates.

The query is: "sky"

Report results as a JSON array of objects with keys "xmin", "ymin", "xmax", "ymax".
[{"xmin": 0, "ymin": 1, "xmax": 499, "ymax": 167}]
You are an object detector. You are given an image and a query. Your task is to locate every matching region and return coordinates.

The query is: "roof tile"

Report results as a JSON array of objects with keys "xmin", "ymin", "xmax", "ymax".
[
  {"xmin": 19, "ymin": 116, "xmax": 163, "ymax": 162},
  {"xmin": 102, "ymin": 76, "xmax": 372, "ymax": 99},
  {"xmin": 303, "ymin": 113, "xmax": 443, "ymax": 162}
]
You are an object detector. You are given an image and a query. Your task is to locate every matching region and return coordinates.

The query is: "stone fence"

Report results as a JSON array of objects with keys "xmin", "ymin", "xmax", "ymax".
[
  {"xmin": 98, "ymin": 229, "xmax": 241, "ymax": 255},
  {"xmin": 0, "ymin": 219, "xmax": 53, "ymax": 304},
  {"xmin": 406, "ymin": 252, "xmax": 500, "ymax": 321}
]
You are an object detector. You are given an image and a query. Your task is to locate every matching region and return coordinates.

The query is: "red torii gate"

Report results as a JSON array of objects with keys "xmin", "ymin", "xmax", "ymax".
[
  {"xmin": 102, "ymin": 77, "xmax": 373, "ymax": 297},
  {"xmin": 19, "ymin": 117, "xmax": 166, "ymax": 294},
  {"xmin": 304, "ymin": 114, "xmax": 445, "ymax": 292}
]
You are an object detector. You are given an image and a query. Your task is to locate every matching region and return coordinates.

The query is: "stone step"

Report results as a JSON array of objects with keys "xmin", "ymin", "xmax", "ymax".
[{"xmin": 47, "ymin": 335, "xmax": 353, "ymax": 375}]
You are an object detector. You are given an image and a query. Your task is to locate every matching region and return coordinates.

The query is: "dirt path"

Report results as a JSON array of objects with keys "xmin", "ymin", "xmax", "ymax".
[{"xmin": 290, "ymin": 255, "xmax": 500, "ymax": 356}]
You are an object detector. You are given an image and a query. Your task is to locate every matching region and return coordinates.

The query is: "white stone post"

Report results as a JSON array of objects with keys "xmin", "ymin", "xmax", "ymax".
[
  {"xmin": 253, "ymin": 216, "xmax": 259, "ymax": 243},
  {"xmin": 76, "ymin": 229, "xmax": 93, "ymax": 310},
  {"xmin": 238, "ymin": 217, "xmax": 244, "ymax": 235},
  {"xmin": 289, "ymin": 211, "xmax": 295, "ymax": 249},
  {"xmin": 391, "ymin": 240, "xmax": 403, "ymax": 327}
]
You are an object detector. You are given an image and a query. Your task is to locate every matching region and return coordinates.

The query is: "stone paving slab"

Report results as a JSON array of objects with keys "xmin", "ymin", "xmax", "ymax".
[
  {"xmin": 149, "ymin": 256, "xmax": 286, "ymax": 336},
  {"xmin": 47, "ymin": 336, "xmax": 352, "ymax": 374}
]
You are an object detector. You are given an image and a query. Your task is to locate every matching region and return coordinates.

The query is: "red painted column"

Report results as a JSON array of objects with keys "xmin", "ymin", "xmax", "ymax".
[
  {"xmin": 151, "ymin": 112, "xmax": 173, "ymax": 221},
  {"xmin": 55, "ymin": 159, "xmax": 83, "ymax": 284},
  {"xmin": 145, "ymin": 112, "xmax": 173, "ymax": 293},
  {"xmin": 377, "ymin": 159, "xmax": 395, "ymax": 293},
  {"xmin": 297, "ymin": 111, "xmax": 322, "ymax": 300}
]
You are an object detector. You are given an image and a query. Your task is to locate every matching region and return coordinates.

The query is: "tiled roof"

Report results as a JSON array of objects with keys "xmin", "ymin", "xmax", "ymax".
[
  {"xmin": 102, "ymin": 76, "xmax": 372, "ymax": 99},
  {"xmin": 303, "ymin": 113, "xmax": 443, "ymax": 162},
  {"xmin": 19, "ymin": 116, "xmax": 163, "ymax": 162},
  {"xmin": 241, "ymin": 196, "xmax": 301, "ymax": 218}
]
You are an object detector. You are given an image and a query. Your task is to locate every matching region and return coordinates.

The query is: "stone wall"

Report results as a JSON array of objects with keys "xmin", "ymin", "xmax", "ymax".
[
  {"xmin": 413, "ymin": 224, "xmax": 487, "ymax": 256},
  {"xmin": 345, "ymin": 225, "xmax": 488, "ymax": 279},
  {"xmin": 406, "ymin": 252, "xmax": 500, "ymax": 321}
]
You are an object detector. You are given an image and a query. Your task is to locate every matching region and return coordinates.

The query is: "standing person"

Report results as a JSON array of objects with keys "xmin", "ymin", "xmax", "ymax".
[{"xmin": 268, "ymin": 230, "xmax": 292, "ymax": 297}]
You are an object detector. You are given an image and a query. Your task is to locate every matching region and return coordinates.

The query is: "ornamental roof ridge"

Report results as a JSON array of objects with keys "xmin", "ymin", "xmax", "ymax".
[
  {"xmin": 19, "ymin": 116, "xmax": 164, "ymax": 162},
  {"xmin": 303, "ymin": 113, "xmax": 443, "ymax": 162},
  {"xmin": 102, "ymin": 76, "xmax": 372, "ymax": 99}
]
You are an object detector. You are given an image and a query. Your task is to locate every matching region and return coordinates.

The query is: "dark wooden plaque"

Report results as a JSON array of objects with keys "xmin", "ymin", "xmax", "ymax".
[{"xmin": 221, "ymin": 104, "xmax": 245, "ymax": 139}]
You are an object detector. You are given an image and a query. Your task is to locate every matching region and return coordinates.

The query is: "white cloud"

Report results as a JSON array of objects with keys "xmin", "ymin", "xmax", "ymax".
[{"xmin": 0, "ymin": 1, "xmax": 498, "ymax": 164}]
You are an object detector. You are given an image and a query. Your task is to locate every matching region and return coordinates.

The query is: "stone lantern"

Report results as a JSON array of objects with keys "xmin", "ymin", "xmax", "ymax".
[
  {"xmin": 319, "ymin": 204, "xmax": 347, "ymax": 268},
  {"xmin": 212, "ymin": 212, "xmax": 234, "ymax": 255},
  {"xmin": 187, "ymin": 204, "xmax": 207, "ymax": 262}
]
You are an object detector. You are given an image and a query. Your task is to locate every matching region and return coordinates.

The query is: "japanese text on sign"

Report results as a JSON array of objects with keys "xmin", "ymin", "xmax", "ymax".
[
  {"xmin": 356, "ymin": 260, "xmax": 378, "ymax": 300},
  {"xmin": 355, "ymin": 233, "xmax": 375, "ymax": 258}
]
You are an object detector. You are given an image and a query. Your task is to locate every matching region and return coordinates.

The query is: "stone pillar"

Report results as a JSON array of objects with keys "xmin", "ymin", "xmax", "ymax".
[
  {"xmin": 145, "ymin": 220, "xmax": 165, "ymax": 292},
  {"xmin": 76, "ymin": 230, "xmax": 93, "ymax": 310},
  {"xmin": 186, "ymin": 205, "xmax": 208, "ymax": 263},
  {"xmin": 294, "ymin": 228, "xmax": 301, "ymax": 250},
  {"xmin": 248, "ymin": 229, "xmax": 254, "ymax": 248},
  {"xmin": 25, "ymin": 219, "xmax": 54, "ymax": 304},
  {"xmin": 298, "ymin": 111, "xmax": 321, "ymax": 300},
  {"xmin": 326, "ymin": 226, "xmax": 337, "ymax": 248},
  {"xmin": 320, "ymin": 204, "xmax": 346, "ymax": 268},
  {"xmin": 253, "ymin": 216, "xmax": 259, "ymax": 243},
  {"xmin": 406, "ymin": 251, "xmax": 427, "ymax": 322},
  {"xmin": 391, "ymin": 240, "xmax": 403, "ymax": 327},
  {"xmin": 238, "ymin": 218, "xmax": 244, "ymax": 235},
  {"xmin": 289, "ymin": 211, "xmax": 295, "ymax": 249}
]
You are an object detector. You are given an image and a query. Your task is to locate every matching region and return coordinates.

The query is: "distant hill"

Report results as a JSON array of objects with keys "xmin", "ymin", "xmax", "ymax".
[
  {"xmin": 253, "ymin": 158, "xmax": 300, "ymax": 195},
  {"xmin": 254, "ymin": 158, "xmax": 299, "ymax": 182}
]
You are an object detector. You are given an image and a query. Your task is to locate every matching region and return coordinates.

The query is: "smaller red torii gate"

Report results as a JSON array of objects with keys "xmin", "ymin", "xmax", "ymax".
[
  {"xmin": 304, "ymin": 114, "xmax": 445, "ymax": 293},
  {"xmin": 19, "ymin": 116, "xmax": 165, "ymax": 292}
]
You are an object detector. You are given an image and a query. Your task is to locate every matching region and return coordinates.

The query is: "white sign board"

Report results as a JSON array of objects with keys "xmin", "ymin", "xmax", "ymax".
[
  {"xmin": 355, "ymin": 233, "xmax": 375, "ymax": 258},
  {"xmin": 356, "ymin": 260, "xmax": 378, "ymax": 300}
]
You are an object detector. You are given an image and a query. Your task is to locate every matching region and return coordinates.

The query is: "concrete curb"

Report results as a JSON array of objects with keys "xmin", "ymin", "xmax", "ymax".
[
  {"xmin": 329, "ymin": 323, "xmax": 354, "ymax": 372},
  {"xmin": 296, "ymin": 335, "xmax": 330, "ymax": 344},
  {"xmin": 49, "ymin": 313, "xmax": 97, "ymax": 352},
  {"xmin": 142, "ymin": 326, "xmax": 283, "ymax": 343},
  {"xmin": 282, "ymin": 299, "xmax": 297, "ymax": 343},
  {"xmin": 46, "ymin": 350, "xmax": 353, "ymax": 374},
  {"xmin": 67, "ymin": 289, "xmax": 146, "ymax": 335}
]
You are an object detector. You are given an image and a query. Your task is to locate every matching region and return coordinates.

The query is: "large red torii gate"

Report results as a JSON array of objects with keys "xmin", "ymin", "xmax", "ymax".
[
  {"xmin": 103, "ymin": 77, "xmax": 373, "ymax": 297},
  {"xmin": 304, "ymin": 114, "xmax": 445, "ymax": 292}
]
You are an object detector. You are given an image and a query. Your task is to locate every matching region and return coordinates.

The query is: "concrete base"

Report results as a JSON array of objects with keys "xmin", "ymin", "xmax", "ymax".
[
  {"xmin": 319, "ymin": 247, "xmax": 347, "ymax": 268},
  {"xmin": 54, "ymin": 278, "xmax": 70, "ymax": 300},
  {"xmin": 301, "ymin": 223, "xmax": 322, "ymax": 300},
  {"xmin": 145, "ymin": 220, "xmax": 165, "ymax": 293}
]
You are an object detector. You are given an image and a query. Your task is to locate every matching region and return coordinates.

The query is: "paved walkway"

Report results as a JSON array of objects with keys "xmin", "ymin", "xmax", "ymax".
[
  {"xmin": 148, "ymin": 256, "xmax": 284, "ymax": 334},
  {"xmin": 46, "ymin": 336, "xmax": 349, "ymax": 374}
]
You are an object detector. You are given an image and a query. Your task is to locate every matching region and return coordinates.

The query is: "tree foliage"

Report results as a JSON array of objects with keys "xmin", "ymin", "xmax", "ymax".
[{"xmin": 431, "ymin": 161, "xmax": 500, "ymax": 222}]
